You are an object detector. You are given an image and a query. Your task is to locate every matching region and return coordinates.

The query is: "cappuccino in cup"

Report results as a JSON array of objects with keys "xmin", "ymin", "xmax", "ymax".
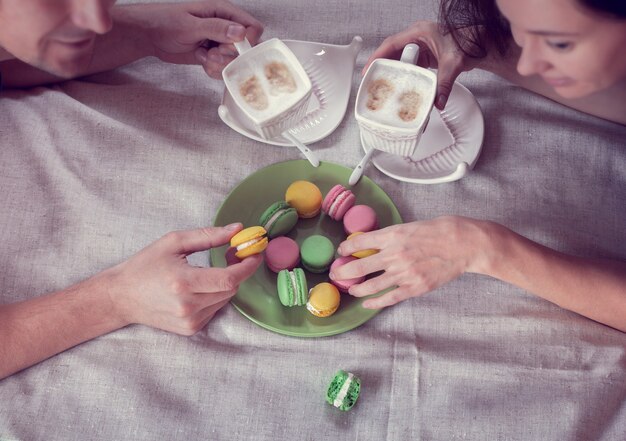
[
  {"xmin": 357, "ymin": 64, "xmax": 434, "ymax": 130},
  {"xmin": 225, "ymin": 48, "xmax": 305, "ymax": 121},
  {"xmin": 354, "ymin": 45, "xmax": 437, "ymax": 157}
]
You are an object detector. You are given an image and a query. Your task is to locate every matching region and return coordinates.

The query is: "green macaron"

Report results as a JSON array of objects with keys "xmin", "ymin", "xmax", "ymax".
[
  {"xmin": 259, "ymin": 201, "xmax": 299, "ymax": 239},
  {"xmin": 300, "ymin": 235, "xmax": 335, "ymax": 273},
  {"xmin": 326, "ymin": 370, "xmax": 361, "ymax": 411},
  {"xmin": 276, "ymin": 268, "xmax": 308, "ymax": 307}
]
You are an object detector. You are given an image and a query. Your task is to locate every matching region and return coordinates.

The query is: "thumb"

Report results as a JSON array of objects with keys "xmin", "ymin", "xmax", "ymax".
[
  {"xmin": 194, "ymin": 17, "xmax": 247, "ymax": 44},
  {"xmin": 222, "ymin": 253, "xmax": 263, "ymax": 282},
  {"xmin": 434, "ymin": 54, "xmax": 463, "ymax": 110},
  {"xmin": 161, "ymin": 223, "xmax": 243, "ymax": 255}
]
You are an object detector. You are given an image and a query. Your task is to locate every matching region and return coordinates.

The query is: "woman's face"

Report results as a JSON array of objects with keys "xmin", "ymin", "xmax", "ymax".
[
  {"xmin": 497, "ymin": 0, "xmax": 626, "ymax": 98},
  {"xmin": 0, "ymin": 0, "xmax": 116, "ymax": 77}
]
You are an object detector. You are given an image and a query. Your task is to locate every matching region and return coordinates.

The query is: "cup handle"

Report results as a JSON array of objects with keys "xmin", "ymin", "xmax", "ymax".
[
  {"xmin": 400, "ymin": 43, "xmax": 419, "ymax": 65},
  {"xmin": 234, "ymin": 38, "xmax": 252, "ymax": 55}
]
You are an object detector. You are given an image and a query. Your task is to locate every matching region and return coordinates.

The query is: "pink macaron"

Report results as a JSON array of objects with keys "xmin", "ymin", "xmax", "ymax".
[
  {"xmin": 264, "ymin": 237, "xmax": 301, "ymax": 273},
  {"xmin": 329, "ymin": 256, "xmax": 365, "ymax": 293},
  {"xmin": 343, "ymin": 204, "xmax": 379, "ymax": 235},
  {"xmin": 322, "ymin": 184, "xmax": 356, "ymax": 221}
]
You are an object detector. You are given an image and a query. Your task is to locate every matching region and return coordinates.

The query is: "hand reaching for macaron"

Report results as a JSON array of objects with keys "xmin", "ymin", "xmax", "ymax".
[
  {"xmin": 331, "ymin": 216, "xmax": 481, "ymax": 309},
  {"xmin": 106, "ymin": 223, "xmax": 262, "ymax": 335}
]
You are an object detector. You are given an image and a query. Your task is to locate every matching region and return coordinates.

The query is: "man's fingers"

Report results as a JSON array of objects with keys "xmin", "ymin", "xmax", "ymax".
[
  {"xmin": 189, "ymin": 2, "xmax": 263, "ymax": 45},
  {"xmin": 192, "ymin": 17, "xmax": 248, "ymax": 44},
  {"xmin": 187, "ymin": 254, "xmax": 262, "ymax": 293},
  {"xmin": 160, "ymin": 224, "xmax": 243, "ymax": 255},
  {"xmin": 197, "ymin": 46, "xmax": 236, "ymax": 77}
]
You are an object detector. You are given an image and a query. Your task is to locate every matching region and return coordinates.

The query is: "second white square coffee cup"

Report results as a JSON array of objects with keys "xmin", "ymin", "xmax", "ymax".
[{"xmin": 355, "ymin": 44, "xmax": 437, "ymax": 157}]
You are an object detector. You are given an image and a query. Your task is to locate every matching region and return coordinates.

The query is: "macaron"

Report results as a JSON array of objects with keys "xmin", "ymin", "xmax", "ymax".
[
  {"xmin": 306, "ymin": 282, "xmax": 340, "ymax": 317},
  {"xmin": 285, "ymin": 180, "xmax": 323, "ymax": 218},
  {"xmin": 277, "ymin": 268, "xmax": 308, "ymax": 307},
  {"xmin": 264, "ymin": 237, "xmax": 300, "ymax": 273},
  {"xmin": 230, "ymin": 226, "xmax": 268, "ymax": 259},
  {"xmin": 322, "ymin": 184, "xmax": 356, "ymax": 221},
  {"xmin": 300, "ymin": 234, "xmax": 335, "ymax": 273},
  {"xmin": 346, "ymin": 232, "xmax": 378, "ymax": 258},
  {"xmin": 343, "ymin": 205, "xmax": 379, "ymax": 235},
  {"xmin": 258, "ymin": 201, "xmax": 299, "ymax": 239},
  {"xmin": 329, "ymin": 256, "xmax": 364, "ymax": 293},
  {"xmin": 326, "ymin": 370, "xmax": 361, "ymax": 411}
]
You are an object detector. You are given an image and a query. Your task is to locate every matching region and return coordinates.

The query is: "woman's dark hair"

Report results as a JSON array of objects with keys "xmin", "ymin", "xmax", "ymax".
[{"xmin": 439, "ymin": 0, "xmax": 626, "ymax": 59}]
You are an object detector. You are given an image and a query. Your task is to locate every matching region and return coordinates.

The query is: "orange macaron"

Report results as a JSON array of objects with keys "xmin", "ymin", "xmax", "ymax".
[{"xmin": 285, "ymin": 180, "xmax": 323, "ymax": 218}]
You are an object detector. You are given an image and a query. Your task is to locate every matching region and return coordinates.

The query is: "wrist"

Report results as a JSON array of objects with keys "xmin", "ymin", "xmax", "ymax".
[
  {"xmin": 110, "ymin": 4, "xmax": 155, "ymax": 59},
  {"xmin": 85, "ymin": 265, "xmax": 133, "ymax": 330},
  {"xmin": 464, "ymin": 219, "xmax": 508, "ymax": 276}
]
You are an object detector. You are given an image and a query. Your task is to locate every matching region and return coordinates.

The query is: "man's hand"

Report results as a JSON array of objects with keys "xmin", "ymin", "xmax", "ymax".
[
  {"xmin": 121, "ymin": 1, "xmax": 264, "ymax": 79},
  {"xmin": 105, "ymin": 223, "xmax": 262, "ymax": 335}
]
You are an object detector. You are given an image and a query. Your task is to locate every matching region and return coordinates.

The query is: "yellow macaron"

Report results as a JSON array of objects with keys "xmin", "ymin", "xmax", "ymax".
[
  {"xmin": 347, "ymin": 232, "xmax": 378, "ymax": 258},
  {"xmin": 230, "ymin": 226, "xmax": 268, "ymax": 259},
  {"xmin": 285, "ymin": 180, "xmax": 323, "ymax": 218},
  {"xmin": 307, "ymin": 282, "xmax": 340, "ymax": 317}
]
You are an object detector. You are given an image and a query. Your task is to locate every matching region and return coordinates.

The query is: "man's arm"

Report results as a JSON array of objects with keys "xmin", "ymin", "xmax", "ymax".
[
  {"xmin": 0, "ymin": 1, "xmax": 263, "ymax": 88},
  {"xmin": 0, "ymin": 273, "xmax": 127, "ymax": 379},
  {"xmin": 0, "ymin": 226, "xmax": 262, "ymax": 380}
]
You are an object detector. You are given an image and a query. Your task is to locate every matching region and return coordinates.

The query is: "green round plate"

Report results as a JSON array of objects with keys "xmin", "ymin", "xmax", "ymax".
[{"xmin": 210, "ymin": 160, "xmax": 403, "ymax": 337}]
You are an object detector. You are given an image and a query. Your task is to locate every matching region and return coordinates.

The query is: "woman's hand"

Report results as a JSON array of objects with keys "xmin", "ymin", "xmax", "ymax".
[
  {"xmin": 330, "ymin": 216, "xmax": 488, "ymax": 309},
  {"xmin": 122, "ymin": 0, "xmax": 264, "ymax": 79},
  {"xmin": 105, "ymin": 224, "xmax": 262, "ymax": 335},
  {"xmin": 365, "ymin": 21, "xmax": 480, "ymax": 109}
]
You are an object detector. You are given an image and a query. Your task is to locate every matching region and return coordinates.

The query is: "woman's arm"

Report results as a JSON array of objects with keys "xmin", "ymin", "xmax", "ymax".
[
  {"xmin": 332, "ymin": 217, "xmax": 626, "ymax": 332},
  {"xmin": 477, "ymin": 220, "xmax": 626, "ymax": 330}
]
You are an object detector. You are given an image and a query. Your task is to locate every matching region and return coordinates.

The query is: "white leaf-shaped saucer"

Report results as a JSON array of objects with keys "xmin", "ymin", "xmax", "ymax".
[
  {"xmin": 364, "ymin": 81, "xmax": 485, "ymax": 184},
  {"xmin": 218, "ymin": 36, "xmax": 363, "ymax": 146}
]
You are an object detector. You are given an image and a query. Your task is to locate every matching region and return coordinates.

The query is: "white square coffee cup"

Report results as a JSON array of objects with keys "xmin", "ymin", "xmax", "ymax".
[
  {"xmin": 355, "ymin": 44, "xmax": 437, "ymax": 157},
  {"xmin": 222, "ymin": 38, "xmax": 313, "ymax": 140}
]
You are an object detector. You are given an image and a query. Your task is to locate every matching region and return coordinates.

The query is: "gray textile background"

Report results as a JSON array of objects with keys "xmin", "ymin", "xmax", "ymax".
[{"xmin": 1, "ymin": 0, "xmax": 625, "ymax": 440}]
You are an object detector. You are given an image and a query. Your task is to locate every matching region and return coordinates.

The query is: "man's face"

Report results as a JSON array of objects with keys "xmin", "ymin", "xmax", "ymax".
[{"xmin": 0, "ymin": 0, "xmax": 116, "ymax": 77}]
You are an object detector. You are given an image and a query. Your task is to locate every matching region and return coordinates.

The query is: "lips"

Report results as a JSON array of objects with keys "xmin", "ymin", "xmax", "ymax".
[
  {"xmin": 53, "ymin": 33, "xmax": 96, "ymax": 47},
  {"xmin": 543, "ymin": 76, "xmax": 575, "ymax": 87}
]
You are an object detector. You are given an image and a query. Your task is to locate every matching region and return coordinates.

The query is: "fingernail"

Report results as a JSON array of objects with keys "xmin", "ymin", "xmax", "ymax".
[
  {"xmin": 195, "ymin": 48, "xmax": 207, "ymax": 64},
  {"xmin": 225, "ymin": 222, "xmax": 241, "ymax": 231},
  {"xmin": 209, "ymin": 53, "xmax": 224, "ymax": 64},
  {"xmin": 328, "ymin": 272, "xmax": 336, "ymax": 280},
  {"xmin": 227, "ymin": 24, "xmax": 246, "ymax": 41},
  {"xmin": 436, "ymin": 94, "xmax": 448, "ymax": 109}
]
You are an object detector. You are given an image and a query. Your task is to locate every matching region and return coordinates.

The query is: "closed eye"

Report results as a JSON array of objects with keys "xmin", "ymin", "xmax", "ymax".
[{"xmin": 546, "ymin": 40, "xmax": 573, "ymax": 51}]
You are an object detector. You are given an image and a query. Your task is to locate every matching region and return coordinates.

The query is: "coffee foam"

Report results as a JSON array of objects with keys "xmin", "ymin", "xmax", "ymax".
[
  {"xmin": 357, "ymin": 63, "xmax": 435, "ymax": 129},
  {"xmin": 227, "ymin": 47, "xmax": 307, "ymax": 121}
]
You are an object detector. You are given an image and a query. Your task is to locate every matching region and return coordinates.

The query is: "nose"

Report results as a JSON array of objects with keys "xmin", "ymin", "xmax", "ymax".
[
  {"xmin": 71, "ymin": 0, "xmax": 114, "ymax": 35},
  {"xmin": 515, "ymin": 37, "xmax": 551, "ymax": 77}
]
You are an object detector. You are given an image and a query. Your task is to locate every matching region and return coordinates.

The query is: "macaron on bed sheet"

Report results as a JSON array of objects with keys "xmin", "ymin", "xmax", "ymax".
[{"xmin": 210, "ymin": 160, "xmax": 402, "ymax": 337}]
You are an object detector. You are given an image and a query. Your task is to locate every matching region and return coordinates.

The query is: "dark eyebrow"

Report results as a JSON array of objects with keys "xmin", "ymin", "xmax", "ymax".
[{"xmin": 528, "ymin": 30, "xmax": 580, "ymax": 37}]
